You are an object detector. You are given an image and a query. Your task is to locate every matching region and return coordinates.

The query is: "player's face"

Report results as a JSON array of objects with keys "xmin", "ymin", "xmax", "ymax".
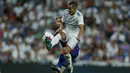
[
  {"xmin": 56, "ymin": 18, "xmax": 62, "ymax": 27},
  {"xmin": 68, "ymin": 4, "xmax": 76, "ymax": 15},
  {"xmin": 56, "ymin": 18, "xmax": 61, "ymax": 23}
]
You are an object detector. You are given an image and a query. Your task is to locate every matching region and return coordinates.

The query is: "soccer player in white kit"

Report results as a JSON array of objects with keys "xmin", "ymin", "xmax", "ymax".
[{"xmin": 44, "ymin": 1, "xmax": 84, "ymax": 73}]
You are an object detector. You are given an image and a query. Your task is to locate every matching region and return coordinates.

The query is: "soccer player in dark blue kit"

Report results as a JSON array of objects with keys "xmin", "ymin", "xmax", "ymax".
[{"xmin": 44, "ymin": 1, "xmax": 84, "ymax": 73}]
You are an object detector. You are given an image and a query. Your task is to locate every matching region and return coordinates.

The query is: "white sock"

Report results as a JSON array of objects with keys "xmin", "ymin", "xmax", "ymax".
[
  {"xmin": 65, "ymin": 53, "xmax": 73, "ymax": 73},
  {"xmin": 51, "ymin": 34, "xmax": 61, "ymax": 47},
  {"xmin": 65, "ymin": 53, "xmax": 72, "ymax": 67}
]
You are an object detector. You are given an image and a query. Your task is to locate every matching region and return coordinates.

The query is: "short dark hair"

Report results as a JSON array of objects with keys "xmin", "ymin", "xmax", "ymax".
[
  {"xmin": 56, "ymin": 17, "xmax": 62, "ymax": 20},
  {"xmin": 69, "ymin": 1, "xmax": 78, "ymax": 9}
]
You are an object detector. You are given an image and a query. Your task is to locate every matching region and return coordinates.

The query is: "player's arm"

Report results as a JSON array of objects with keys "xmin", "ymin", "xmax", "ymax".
[
  {"xmin": 77, "ymin": 25, "xmax": 84, "ymax": 41},
  {"xmin": 77, "ymin": 14, "xmax": 84, "ymax": 41}
]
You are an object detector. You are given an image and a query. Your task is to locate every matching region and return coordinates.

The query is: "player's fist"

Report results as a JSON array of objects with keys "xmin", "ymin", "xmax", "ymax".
[{"xmin": 56, "ymin": 26, "xmax": 62, "ymax": 33}]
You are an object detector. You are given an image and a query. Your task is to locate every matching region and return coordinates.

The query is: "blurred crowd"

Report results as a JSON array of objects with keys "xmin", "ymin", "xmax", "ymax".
[{"xmin": 0, "ymin": 0, "xmax": 130, "ymax": 64}]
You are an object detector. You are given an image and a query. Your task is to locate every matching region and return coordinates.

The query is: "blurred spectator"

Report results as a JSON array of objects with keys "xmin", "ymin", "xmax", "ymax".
[
  {"xmin": 106, "ymin": 39, "xmax": 119, "ymax": 63},
  {"xmin": 93, "ymin": 40, "xmax": 106, "ymax": 61},
  {"xmin": 2, "ymin": 39, "xmax": 18, "ymax": 62}
]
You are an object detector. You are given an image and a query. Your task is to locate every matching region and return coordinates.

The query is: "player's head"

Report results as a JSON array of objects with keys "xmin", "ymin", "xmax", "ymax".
[
  {"xmin": 56, "ymin": 17, "xmax": 62, "ymax": 22},
  {"xmin": 68, "ymin": 1, "xmax": 78, "ymax": 15},
  {"xmin": 56, "ymin": 17, "xmax": 62, "ymax": 23},
  {"xmin": 55, "ymin": 17, "xmax": 62, "ymax": 27}
]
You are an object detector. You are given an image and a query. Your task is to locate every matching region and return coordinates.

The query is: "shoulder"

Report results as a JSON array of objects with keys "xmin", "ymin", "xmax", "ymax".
[
  {"xmin": 64, "ymin": 9, "xmax": 68, "ymax": 12},
  {"xmin": 76, "ymin": 10, "xmax": 83, "ymax": 16},
  {"xmin": 63, "ymin": 9, "xmax": 69, "ymax": 14}
]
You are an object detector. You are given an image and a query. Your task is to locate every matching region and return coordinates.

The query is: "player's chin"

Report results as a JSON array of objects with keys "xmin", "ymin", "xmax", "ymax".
[{"xmin": 56, "ymin": 24, "xmax": 60, "ymax": 27}]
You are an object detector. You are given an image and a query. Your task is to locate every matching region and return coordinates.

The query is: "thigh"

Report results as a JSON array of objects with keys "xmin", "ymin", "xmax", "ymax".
[
  {"xmin": 61, "ymin": 36, "xmax": 78, "ymax": 54},
  {"xmin": 59, "ymin": 30, "xmax": 68, "ymax": 42},
  {"xmin": 67, "ymin": 35, "xmax": 78, "ymax": 49},
  {"xmin": 70, "ymin": 44, "xmax": 80, "ymax": 59}
]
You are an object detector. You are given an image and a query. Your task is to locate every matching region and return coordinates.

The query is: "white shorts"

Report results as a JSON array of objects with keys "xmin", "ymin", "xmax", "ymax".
[{"xmin": 61, "ymin": 29, "xmax": 79, "ymax": 49}]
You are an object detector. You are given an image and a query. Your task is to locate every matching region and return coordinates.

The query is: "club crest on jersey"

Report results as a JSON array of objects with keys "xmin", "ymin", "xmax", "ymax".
[{"xmin": 67, "ymin": 17, "xmax": 76, "ymax": 23}]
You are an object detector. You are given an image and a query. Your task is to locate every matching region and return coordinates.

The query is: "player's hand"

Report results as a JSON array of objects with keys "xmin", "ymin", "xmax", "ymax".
[{"xmin": 56, "ymin": 26, "xmax": 62, "ymax": 33}]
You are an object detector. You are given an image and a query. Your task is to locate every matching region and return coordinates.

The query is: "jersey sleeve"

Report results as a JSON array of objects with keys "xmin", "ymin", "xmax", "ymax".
[{"xmin": 78, "ymin": 13, "xmax": 84, "ymax": 25}]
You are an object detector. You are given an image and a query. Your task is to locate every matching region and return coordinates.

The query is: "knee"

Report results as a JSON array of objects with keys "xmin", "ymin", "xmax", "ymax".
[{"xmin": 62, "ymin": 45, "xmax": 72, "ymax": 54}]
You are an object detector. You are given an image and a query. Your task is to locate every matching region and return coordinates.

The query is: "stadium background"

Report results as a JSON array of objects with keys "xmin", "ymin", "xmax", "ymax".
[{"xmin": 0, "ymin": 0, "xmax": 130, "ymax": 73}]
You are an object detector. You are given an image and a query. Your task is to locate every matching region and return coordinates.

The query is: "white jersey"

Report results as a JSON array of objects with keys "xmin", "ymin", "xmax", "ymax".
[{"xmin": 62, "ymin": 9, "xmax": 84, "ymax": 37}]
